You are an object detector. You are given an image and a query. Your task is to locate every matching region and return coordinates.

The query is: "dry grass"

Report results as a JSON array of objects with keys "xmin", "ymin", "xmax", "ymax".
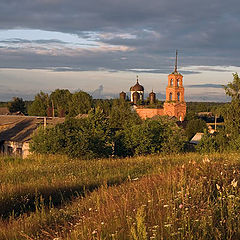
[{"xmin": 0, "ymin": 153, "xmax": 240, "ymax": 239}]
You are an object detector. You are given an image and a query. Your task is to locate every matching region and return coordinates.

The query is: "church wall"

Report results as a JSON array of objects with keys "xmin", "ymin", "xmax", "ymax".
[
  {"xmin": 163, "ymin": 102, "xmax": 187, "ymax": 121},
  {"xmin": 136, "ymin": 108, "xmax": 164, "ymax": 119}
]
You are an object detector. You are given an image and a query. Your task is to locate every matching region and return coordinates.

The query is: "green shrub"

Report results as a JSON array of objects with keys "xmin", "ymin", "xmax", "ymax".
[
  {"xmin": 119, "ymin": 116, "xmax": 186, "ymax": 156},
  {"xmin": 196, "ymin": 131, "xmax": 217, "ymax": 153},
  {"xmin": 31, "ymin": 107, "xmax": 112, "ymax": 159},
  {"xmin": 185, "ymin": 118, "xmax": 207, "ymax": 140}
]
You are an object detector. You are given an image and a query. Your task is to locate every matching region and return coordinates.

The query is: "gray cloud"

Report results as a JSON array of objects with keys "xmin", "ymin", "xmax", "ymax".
[
  {"xmin": 0, "ymin": 1, "xmax": 239, "ymax": 49},
  {"xmin": 0, "ymin": 38, "xmax": 69, "ymax": 45},
  {"xmin": 0, "ymin": 0, "xmax": 239, "ymax": 70},
  {"xmin": 0, "ymin": 0, "xmax": 239, "ymax": 103},
  {"xmin": 186, "ymin": 84, "xmax": 224, "ymax": 89}
]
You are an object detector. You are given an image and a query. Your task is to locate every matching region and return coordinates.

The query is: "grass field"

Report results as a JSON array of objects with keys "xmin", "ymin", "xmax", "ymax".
[{"xmin": 0, "ymin": 153, "xmax": 240, "ymax": 239}]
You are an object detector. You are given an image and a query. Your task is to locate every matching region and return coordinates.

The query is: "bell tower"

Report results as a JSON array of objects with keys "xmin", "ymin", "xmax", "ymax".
[{"xmin": 163, "ymin": 50, "xmax": 186, "ymax": 121}]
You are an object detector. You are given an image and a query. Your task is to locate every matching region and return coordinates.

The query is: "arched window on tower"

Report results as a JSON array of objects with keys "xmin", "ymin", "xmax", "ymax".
[
  {"xmin": 170, "ymin": 79, "xmax": 173, "ymax": 86},
  {"xmin": 177, "ymin": 92, "xmax": 180, "ymax": 101},
  {"xmin": 177, "ymin": 79, "xmax": 180, "ymax": 87},
  {"xmin": 169, "ymin": 92, "xmax": 172, "ymax": 101}
]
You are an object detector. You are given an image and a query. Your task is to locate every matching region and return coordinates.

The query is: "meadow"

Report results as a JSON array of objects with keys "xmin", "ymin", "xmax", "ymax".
[{"xmin": 0, "ymin": 153, "xmax": 240, "ymax": 239}]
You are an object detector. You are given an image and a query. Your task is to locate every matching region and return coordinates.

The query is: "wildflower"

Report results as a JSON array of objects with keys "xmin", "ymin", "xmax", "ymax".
[
  {"xmin": 231, "ymin": 179, "xmax": 238, "ymax": 188},
  {"xmin": 179, "ymin": 204, "xmax": 183, "ymax": 209},
  {"xmin": 89, "ymin": 208, "xmax": 92, "ymax": 211},
  {"xmin": 101, "ymin": 222, "xmax": 104, "ymax": 225},
  {"xmin": 203, "ymin": 157, "xmax": 210, "ymax": 163},
  {"xmin": 92, "ymin": 230, "xmax": 97, "ymax": 234},
  {"xmin": 164, "ymin": 224, "xmax": 172, "ymax": 228},
  {"xmin": 132, "ymin": 177, "xmax": 139, "ymax": 181},
  {"xmin": 216, "ymin": 184, "xmax": 221, "ymax": 190}
]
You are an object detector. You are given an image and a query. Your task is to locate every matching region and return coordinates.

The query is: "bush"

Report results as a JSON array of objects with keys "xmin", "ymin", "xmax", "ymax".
[
  {"xmin": 185, "ymin": 118, "xmax": 207, "ymax": 140},
  {"xmin": 118, "ymin": 117, "xmax": 186, "ymax": 156},
  {"xmin": 196, "ymin": 131, "xmax": 217, "ymax": 153},
  {"xmin": 31, "ymin": 107, "xmax": 112, "ymax": 159}
]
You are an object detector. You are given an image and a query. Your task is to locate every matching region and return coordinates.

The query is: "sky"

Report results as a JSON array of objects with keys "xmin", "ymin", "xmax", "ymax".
[{"xmin": 0, "ymin": 0, "xmax": 239, "ymax": 101}]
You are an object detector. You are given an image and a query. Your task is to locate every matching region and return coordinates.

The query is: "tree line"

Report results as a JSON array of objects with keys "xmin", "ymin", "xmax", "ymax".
[
  {"xmin": 30, "ymin": 101, "xmax": 186, "ymax": 159},
  {"xmin": 6, "ymin": 89, "xmax": 115, "ymax": 117},
  {"xmin": 6, "ymin": 74, "xmax": 240, "ymax": 158}
]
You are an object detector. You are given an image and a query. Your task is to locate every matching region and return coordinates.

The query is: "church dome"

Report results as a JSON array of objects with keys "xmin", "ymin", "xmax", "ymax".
[{"xmin": 130, "ymin": 77, "xmax": 144, "ymax": 91}]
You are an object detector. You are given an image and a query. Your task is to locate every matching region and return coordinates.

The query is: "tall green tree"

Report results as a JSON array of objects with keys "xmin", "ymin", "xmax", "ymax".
[
  {"xmin": 28, "ymin": 91, "xmax": 49, "ymax": 116},
  {"xmin": 68, "ymin": 91, "xmax": 93, "ymax": 116},
  {"xmin": 223, "ymin": 73, "xmax": 240, "ymax": 136},
  {"xmin": 109, "ymin": 99, "xmax": 141, "ymax": 129},
  {"xmin": 7, "ymin": 97, "xmax": 26, "ymax": 114},
  {"xmin": 224, "ymin": 73, "xmax": 240, "ymax": 100},
  {"xmin": 50, "ymin": 89, "xmax": 72, "ymax": 117}
]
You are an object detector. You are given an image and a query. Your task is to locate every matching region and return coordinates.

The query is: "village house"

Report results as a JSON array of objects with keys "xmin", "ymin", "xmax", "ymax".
[{"xmin": 0, "ymin": 115, "xmax": 64, "ymax": 158}]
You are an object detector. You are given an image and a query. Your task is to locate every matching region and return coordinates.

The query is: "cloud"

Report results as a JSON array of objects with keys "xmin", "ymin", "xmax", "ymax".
[
  {"xmin": 0, "ymin": 0, "xmax": 239, "ymax": 102},
  {"xmin": 0, "ymin": 0, "xmax": 239, "ymax": 72},
  {"xmin": 0, "ymin": 38, "xmax": 67, "ymax": 44},
  {"xmin": 91, "ymin": 85, "xmax": 104, "ymax": 98},
  {"xmin": 186, "ymin": 84, "xmax": 224, "ymax": 89}
]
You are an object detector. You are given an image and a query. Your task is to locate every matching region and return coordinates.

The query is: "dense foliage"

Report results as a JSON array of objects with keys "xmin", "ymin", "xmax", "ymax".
[
  {"xmin": 28, "ymin": 91, "xmax": 49, "ymax": 116},
  {"xmin": 7, "ymin": 97, "xmax": 26, "ymax": 114},
  {"xmin": 185, "ymin": 118, "xmax": 208, "ymax": 140},
  {"xmin": 197, "ymin": 73, "xmax": 240, "ymax": 153},
  {"xmin": 31, "ymin": 104, "xmax": 186, "ymax": 158},
  {"xmin": 28, "ymin": 89, "xmax": 93, "ymax": 117},
  {"xmin": 31, "ymin": 107, "xmax": 112, "ymax": 159},
  {"xmin": 120, "ymin": 116, "xmax": 186, "ymax": 156}
]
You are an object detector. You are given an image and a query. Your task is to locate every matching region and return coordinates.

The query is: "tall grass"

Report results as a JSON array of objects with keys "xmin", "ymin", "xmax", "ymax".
[
  {"xmin": 0, "ymin": 154, "xmax": 166, "ymax": 218},
  {"xmin": 0, "ymin": 153, "xmax": 240, "ymax": 239}
]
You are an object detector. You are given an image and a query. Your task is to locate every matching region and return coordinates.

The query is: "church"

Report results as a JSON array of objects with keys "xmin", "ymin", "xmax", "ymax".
[{"xmin": 120, "ymin": 51, "xmax": 187, "ymax": 121}]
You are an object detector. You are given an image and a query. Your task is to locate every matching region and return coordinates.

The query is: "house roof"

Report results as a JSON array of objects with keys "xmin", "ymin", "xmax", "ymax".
[
  {"xmin": 0, "ymin": 115, "xmax": 64, "ymax": 143},
  {"xmin": 190, "ymin": 132, "xmax": 204, "ymax": 145}
]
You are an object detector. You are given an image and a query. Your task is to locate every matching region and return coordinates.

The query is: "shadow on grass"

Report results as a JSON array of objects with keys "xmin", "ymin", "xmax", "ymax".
[{"xmin": 0, "ymin": 177, "xmax": 127, "ymax": 219}]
